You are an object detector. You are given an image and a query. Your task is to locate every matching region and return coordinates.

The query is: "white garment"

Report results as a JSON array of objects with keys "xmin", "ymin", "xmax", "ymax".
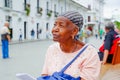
[
  {"xmin": 0, "ymin": 26, "xmax": 10, "ymax": 34},
  {"xmin": 42, "ymin": 43, "xmax": 101, "ymax": 80}
]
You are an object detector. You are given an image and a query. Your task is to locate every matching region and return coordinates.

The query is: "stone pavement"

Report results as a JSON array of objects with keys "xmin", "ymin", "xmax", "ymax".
[{"xmin": 86, "ymin": 36, "xmax": 103, "ymax": 50}]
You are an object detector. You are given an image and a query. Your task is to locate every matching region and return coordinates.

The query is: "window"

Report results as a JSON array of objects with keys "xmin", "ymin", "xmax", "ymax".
[
  {"xmin": 5, "ymin": 15, "xmax": 12, "ymax": 23},
  {"xmin": 88, "ymin": 4, "xmax": 91, "ymax": 10},
  {"xmin": 4, "ymin": 0, "xmax": 12, "ymax": 8},
  {"xmin": 46, "ymin": 1, "xmax": 49, "ymax": 13},
  {"xmin": 46, "ymin": 23, "xmax": 49, "ymax": 31},
  {"xmin": 37, "ymin": 0, "xmax": 39, "ymax": 13},
  {"xmin": 54, "ymin": 4, "xmax": 56, "ymax": 12},
  {"xmin": 54, "ymin": 4, "xmax": 58, "ymax": 17},
  {"xmin": 24, "ymin": 0, "xmax": 30, "ymax": 10},
  {"xmin": 46, "ymin": 1, "xmax": 49, "ymax": 9},
  {"xmin": 88, "ymin": 16, "xmax": 91, "ymax": 22}
]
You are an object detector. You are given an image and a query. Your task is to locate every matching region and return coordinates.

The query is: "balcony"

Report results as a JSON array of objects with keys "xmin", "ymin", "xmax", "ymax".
[
  {"xmin": 54, "ymin": 11, "xmax": 59, "ymax": 17},
  {"xmin": 3, "ymin": 4, "xmax": 12, "ymax": 11},
  {"xmin": 3, "ymin": 0, "xmax": 12, "ymax": 11},
  {"xmin": 36, "ymin": 7, "xmax": 43, "ymax": 16},
  {"xmin": 25, "ymin": 4, "xmax": 30, "ymax": 16},
  {"xmin": 46, "ymin": 9, "xmax": 52, "ymax": 17}
]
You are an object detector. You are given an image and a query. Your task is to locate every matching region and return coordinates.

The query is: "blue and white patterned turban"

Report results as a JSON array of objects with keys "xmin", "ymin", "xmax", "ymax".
[{"xmin": 59, "ymin": 11, "xmax": 83, "ymax": 29}]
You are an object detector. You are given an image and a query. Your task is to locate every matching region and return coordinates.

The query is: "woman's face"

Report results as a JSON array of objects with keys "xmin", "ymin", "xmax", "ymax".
[{"xmin": 52, "ymin": 16, "xmax": 77, "ymax": 42}]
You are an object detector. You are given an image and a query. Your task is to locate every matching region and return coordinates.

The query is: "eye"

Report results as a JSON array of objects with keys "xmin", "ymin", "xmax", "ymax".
[
  {"xmin": 54, "ymin": 23, "xmax": 56, "ymax": 26},
  {"xmin": 59, "ymin": 24, "xmax": 65, "ymax": 28}
]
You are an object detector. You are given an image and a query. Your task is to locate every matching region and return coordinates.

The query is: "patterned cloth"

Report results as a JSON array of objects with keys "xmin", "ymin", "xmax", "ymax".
[{"xmin": 59, "ymin": 11, "xmax": 83, "ymax": 29}]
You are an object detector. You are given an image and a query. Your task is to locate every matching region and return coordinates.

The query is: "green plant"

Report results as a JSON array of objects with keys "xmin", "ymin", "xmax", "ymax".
[
  {"xmin": 47, "ymin": 10, "xmax": 52, "ymax": 17},
  {"xmin": 25, "ymin": 4, "xmax": 30, "ymax": 16},
  {"xmin": 38, "ymin": 8, "xmax": 43, "ymax": 15},
  {"xmin": 114, "ymin": 21, "xmax": 120, "ymax": 30}
]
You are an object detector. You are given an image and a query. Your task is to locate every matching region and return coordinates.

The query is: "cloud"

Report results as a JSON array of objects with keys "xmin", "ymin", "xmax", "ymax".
[{"xmin": 104, "ymin": 0, "xmax": 120, "ymax": 18}]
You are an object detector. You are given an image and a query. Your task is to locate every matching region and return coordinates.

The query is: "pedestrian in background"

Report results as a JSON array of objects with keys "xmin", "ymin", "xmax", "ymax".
[
  {"xmin": 0, "ymin": 21, "xmax": 11, "ymax": 59},
  {"xmin": 95, "ymin": 29, "xmax": 98, "ymax": 39},
  {"xmin": 40, "ymin": 11, "xmax": 101, "ymax": 80},
  {"xmin": 19, "ymin": 29, "xmax": 22, "ymax": 41},
  {"xmin": 31, "ymin": 29, "xmax": 35, "ymax": 39},
  {"xmin": 98, "ymin": 22, "xmax": 118, "ymax": 64},
  {"xmin": 99, "ymin": 28, "xmax": 104, "ymax": 40}
]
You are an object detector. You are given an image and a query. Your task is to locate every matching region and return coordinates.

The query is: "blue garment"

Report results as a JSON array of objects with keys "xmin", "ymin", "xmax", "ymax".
[
  {"xmin": 1, "ymin": 40, "xmax": 9, "ymax": 59},
  {"xmin": 104, "ymin": 29, "xmax": 118, "ymax": 50},
  {"xmin": 98, "ymin": 29, "xmax": 118, "ymax": 62}
]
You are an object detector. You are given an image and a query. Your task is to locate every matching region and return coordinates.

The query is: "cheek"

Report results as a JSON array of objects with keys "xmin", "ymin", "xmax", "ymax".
[{"xmin": 59, "ymin": 29, "xmax": 72, "ymax": 39}]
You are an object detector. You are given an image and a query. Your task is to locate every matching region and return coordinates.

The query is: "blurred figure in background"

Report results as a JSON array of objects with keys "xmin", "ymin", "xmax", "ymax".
[
  {"xmin": 0, "ymin": 21, "xmax": 11, "ymax": 59},
  {"xmin": 98, "ymin": 22, "xmax": 118, "ymax": 64},
  {"xmin": 19, "ymin": 29, "xmax": 22, "ymax": 41},
  {"xmin": 31, "ymin": 29, "xmax": 35, "ymax": 39},
  {"xmin": 99, "ymin": 28, "xmax": 104, "ymax": 40}
]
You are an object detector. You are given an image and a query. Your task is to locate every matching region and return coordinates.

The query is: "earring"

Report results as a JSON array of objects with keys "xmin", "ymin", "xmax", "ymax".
[{"xmin": 72, "ymin": 35, "xmax": 75, "ymax": 39}]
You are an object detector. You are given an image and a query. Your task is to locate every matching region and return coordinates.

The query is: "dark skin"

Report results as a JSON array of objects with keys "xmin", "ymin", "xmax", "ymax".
[
  {"xmin": 42, "ymin": 16, "xmax": 85, "ymax": 80},
  {"xmin": 52, "ymin": 16, "xmax": 85, "ymax": 53}
]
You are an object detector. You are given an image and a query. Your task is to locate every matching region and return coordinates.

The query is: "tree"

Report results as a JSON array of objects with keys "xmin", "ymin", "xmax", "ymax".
[{"xmin": 114, "ymin": 21, "xmax": 120, "ymax": 30}]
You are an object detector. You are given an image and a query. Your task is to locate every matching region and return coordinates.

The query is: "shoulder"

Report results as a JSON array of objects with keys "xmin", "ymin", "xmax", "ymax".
[
  {"xmin": 48, "ymin": 42, "xmax": 59, "ymax": 49},
  {"xmin": 45, "ymin": 42, "xmax": 61, "ymax": 58},
  {"xmin": 84, "ymin": 44, "xmax": 98, "ymax": 56},
  {"xmin": 47, "ymin": 42, "xmax": 60, "ymax": 53},
  {"xmin": 87, "ymin": 44, "xmax": 97, "ymax": 52}
]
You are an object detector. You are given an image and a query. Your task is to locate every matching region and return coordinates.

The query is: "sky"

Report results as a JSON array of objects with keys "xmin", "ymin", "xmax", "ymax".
[{"xmin": 104, "ymin": 0, "xmax": 120, "ymax": 18}]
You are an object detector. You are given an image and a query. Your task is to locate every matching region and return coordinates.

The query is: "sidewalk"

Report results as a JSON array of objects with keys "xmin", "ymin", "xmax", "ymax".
[
  {"xmin": 0, "ymin": 39, "xmax": 51, "ymax": 46},
  {"xmin": 86, "ymin": 36, "xmax": 103, "ymax": 50}
]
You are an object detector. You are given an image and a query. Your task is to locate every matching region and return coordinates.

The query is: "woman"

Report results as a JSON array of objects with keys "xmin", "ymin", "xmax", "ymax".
[{"xmin": 41, "ymin": 11, "xmax": 101, "ymax": 80}]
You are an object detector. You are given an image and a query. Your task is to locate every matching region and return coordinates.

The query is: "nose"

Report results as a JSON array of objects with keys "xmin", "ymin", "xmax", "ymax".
[{"xmin": 52, "ymin": 26, "xmax": 59, "ymax": 33}]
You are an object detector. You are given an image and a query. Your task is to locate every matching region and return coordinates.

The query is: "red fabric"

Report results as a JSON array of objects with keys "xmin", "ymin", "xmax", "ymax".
[
  {"xmin": 99, "ymin": 44, "xmax": 104, "ymax": 53},
  {"xmin": 99, "ymin": 37, "xmax": 120, "ymax": 54}
]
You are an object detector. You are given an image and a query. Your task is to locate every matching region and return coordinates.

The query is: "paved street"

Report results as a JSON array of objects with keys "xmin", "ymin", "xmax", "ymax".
[
  {"xmin": 0, "ymin": 40, "xmax": 54, "ymax": 80},
  {"xmin": 0, "ymin": 36, "xmax": 103, "ymax": 80}
]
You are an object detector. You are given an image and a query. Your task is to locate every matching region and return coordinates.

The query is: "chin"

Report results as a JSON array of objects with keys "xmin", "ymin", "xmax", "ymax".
[{"xmin": 53, "ymin": 38, "xmax": 59, "ymax": 42}]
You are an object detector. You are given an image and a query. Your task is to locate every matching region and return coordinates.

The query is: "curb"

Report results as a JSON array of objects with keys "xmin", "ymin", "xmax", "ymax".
[{"xmin": 0, "ymin": 39, "xmax": 52, "ymax": 46}]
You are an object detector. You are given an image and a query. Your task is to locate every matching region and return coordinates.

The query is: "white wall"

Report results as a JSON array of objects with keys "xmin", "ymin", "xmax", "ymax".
[{"xmin": 0, "ymin": 0, "xmax": 89, "ymax": 41}]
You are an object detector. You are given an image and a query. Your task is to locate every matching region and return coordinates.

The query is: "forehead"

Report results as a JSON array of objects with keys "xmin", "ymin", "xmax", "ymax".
[{"xmin": 55, "ymin": 16, "xmax": 70, "ymax": 24}]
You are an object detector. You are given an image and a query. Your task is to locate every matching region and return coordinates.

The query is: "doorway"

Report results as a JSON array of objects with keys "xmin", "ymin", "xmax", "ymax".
[{"xmin": 24, "ymin": 21, "xmax": 27, "ymax": 39}]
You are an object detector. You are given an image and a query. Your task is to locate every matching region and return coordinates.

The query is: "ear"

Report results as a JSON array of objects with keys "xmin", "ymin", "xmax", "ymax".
[{"xmin": 71, "ymin": 27, "xmax": 79, "ymax": 37}]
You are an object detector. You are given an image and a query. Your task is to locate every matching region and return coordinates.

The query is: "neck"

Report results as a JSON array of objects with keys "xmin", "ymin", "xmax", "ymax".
[{"xmin": 60, "ymin": 39, "xmax": 77, "ymax": 53}]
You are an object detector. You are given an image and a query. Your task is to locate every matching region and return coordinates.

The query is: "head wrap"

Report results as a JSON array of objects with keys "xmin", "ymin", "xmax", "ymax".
[{"xmin": 59, "ymin": 11, "xmax": 83, "ymax": 29}]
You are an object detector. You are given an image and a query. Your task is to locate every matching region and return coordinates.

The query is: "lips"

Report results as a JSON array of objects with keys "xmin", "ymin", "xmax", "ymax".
[
  {"xmin": 52, "ymin": 34, "xmax": 59, "ymax": 38},
  {"xmin": 52, "ymin": 33, "xmax": 59, "ymax": 40}
]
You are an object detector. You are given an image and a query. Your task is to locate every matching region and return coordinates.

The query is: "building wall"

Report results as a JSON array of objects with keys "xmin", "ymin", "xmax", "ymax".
[{"xmin": 0, "ymin": 0, "xmax": 88, "ymax": 41}]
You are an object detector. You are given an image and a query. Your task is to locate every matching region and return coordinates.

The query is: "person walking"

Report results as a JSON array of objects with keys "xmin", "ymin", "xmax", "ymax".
[
  {"xmin": 95, "ymin": 29, "xmax": 98, "ymax": 39},
  {"xmin": 19, "ymin": 29, "xmax": 22, "ymax": 41},
  {"xmin": 98, "ymin": 22, "xmax": 118, "ymax": 64},
  {"xmin": 31, "ymin": 29, "xmax": 35, "ymax": 39},
  {"xmin": 0, "ymin": 21, "xmax": 11, "ymax": 59},
  {"xmin": 99, "ymin": 28, "xmax": 104, "ymax": 40}
]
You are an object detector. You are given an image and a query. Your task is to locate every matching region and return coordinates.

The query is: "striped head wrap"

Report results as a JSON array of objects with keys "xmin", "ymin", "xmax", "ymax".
[{"xmin": 59, "ymin": 11, "xmax": 83, "ymax": 29}]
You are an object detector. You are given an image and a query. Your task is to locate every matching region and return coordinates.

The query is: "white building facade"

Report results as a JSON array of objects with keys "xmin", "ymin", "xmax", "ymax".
[
  {"xmin": 86, "ymin": 0, "xmax": 104, "ymax": 34},
  {"xmin": 0, "ymin": 0, "xmax": 89, "ymax": 41},
  {"xmin": 0, "ymin": 0, "xmax": 104, "ymax": 41},
  {"xmin": 73, "ymin": 0, "xmax": 104, "ymax": 34}
]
